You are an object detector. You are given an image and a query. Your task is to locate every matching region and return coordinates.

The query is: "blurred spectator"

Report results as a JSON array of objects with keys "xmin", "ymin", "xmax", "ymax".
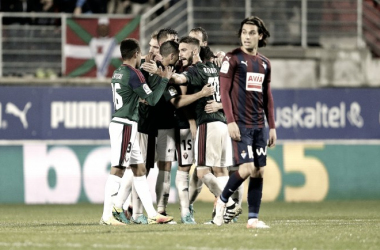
[
  {"xmin": 107, "ymin": 0, "xmax": 132, "ymax": 14},
  {"xmin": 1, "ymin": 0, "xmax": 31, "ymax": 25},
  {"xmin": 73, "ymin": 0, "xmax": 108, "ymax": 14},
  {"xmin": 129, "ymin": 0, "xmax": 154, "ymax": 15},
  {"xmin": 54, "ymin": 0, "xmax": 107, "ymax": 14}
]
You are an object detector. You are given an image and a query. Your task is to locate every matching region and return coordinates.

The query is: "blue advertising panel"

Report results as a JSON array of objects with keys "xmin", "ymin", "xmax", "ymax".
[
  {"xmin": 0, "ymin": 86, "xmax": 113, "ymax": 140},
  {"xmin": 272, "ymin": 89, "xmax": 380, "ymax": 140},
  {"xmin": 0, "ymin": 86, "xmax": 379, "ymax": 140}
]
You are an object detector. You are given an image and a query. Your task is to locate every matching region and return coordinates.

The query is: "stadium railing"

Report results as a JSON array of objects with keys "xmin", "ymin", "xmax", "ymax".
[{"xmin": 0, "ymin": 0, "xmax": 376, "ymax": 79}]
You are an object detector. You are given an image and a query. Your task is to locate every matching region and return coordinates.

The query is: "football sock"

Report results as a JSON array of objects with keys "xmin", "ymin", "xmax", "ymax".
[
  {"xmin": 132, "ymin": 184, "xmax": 144, "ymax": 219},
  {"xmin": 156, "ymin": 169, "xmax": 171, "ymax": 213},
  {"xmin": 231, "ymin": 181, "xmax": 244, "ymax": 206},
  {"xmin": 122, "ymin": 193, "xmax": 131, "ymax": 211},
  {"xmin": 189, "ymin": 168, "xmax": 203, "ymax": 205},
  {"xmin": 133, "ymin": 175, "xmax": 156, "ymax": 218},
  {"xmin": 247, "ymin": 177, "xmax": 263, "ymax": 219},
  {"xmin": 102, "ymin": 174, "xmax": 121, "ymax": 221},
  {"xmin": 201, "ymin": 172, "xmax": 222, "ymax": 197},
  {"xmin": 113, "ymin": 168, "xmax": 133, "ymax": 209},
  {"xmin": 220, "ymin": 171, "xmax": 245, "ymax": 203},
  {"xmin": 176, "ymin": 170, "xmax": 190, "ymax": 217},
  {"xmin": 217, "ymin": 176, "xmax": 235, "ymax": 207}
]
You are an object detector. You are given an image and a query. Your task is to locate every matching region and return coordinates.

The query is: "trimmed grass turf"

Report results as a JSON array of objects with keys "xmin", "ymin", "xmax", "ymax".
[{"xmin": 0, "ymin": 201, "xmax": 379, "ymax": 250}]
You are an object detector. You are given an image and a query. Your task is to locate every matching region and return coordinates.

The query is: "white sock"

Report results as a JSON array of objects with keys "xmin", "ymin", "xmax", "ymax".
[
  {"xmin": 189, "ymin": 168, "xmax": 203, "ymax": 205},
  {"xmin": 216, "ymin": 175, "xmax": 236, "ymax": 207},
  {"xmin": 132, "ymin": 183, "xmax": 144, "ymax": 219},
  {"xmin": 201, "ymin": 172, "xmax": 222, "ymax": 197},
  {"xmin": 133, "ymin": 175, "xmax": 157, "ymax": 218},
  {"xmin": 101, "ymin": 174, "xmax": 121, "ymax": 221},
  {"xmin": 122, "ymin": 194, "xmax": 131, "ymax": 211},
  {"xmin": 216, "ymin": 176, "xmax": 229, "ymax": 191},
  {"xmin": 155, "ymin": 170, "xmax": 171, "ymax": 213},
  {"xmin": 176, "ymin": 170, "xmax": 190, "ymax": 217},
  {"xmin": 114, "ymin": 168, "xmax": 133, "ymax": 209}
]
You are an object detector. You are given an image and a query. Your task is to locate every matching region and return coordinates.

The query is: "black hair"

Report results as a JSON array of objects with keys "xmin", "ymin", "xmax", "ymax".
[
  {"xmin": 160, "ymin": 40, "xmax": 179, "ymax": 57},
  {"xmin": 157, "ymin": 28, "xmax": 178, "ymax": 45},
  {"xmin": 189, "ymin": 27, "xmax": 208, "ymax": 43},
  {"xmin": 120, "ymin": 38, "xmax": 140, "ymax": 60},
  {"xmin": 179, "ymin": 36, "xmax": 200, "ymax": 49},
  {"xmin": 238, "ymin": 16, "xmax": 270, "ymax": 47},
  {"xmin": 200, "ymin": 46, "xmax": 216, "ymax": 61}
]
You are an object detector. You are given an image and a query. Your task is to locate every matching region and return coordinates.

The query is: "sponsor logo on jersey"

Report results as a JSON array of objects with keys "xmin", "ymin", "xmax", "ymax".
[
  {"xmin": 220, "ymin": 61, "xmax": 230, "ymax": 74},
  {"xmin": 168, "ymin": 86, "xmax": 178, "ymax": 96},
  {"xmin": 246, "ymin": 72, "xmax": 264, "ymax": 92},
  {"xmin": 142, "ymin": 84, "xmax": 152, "ymax": 94},
  {"xmin": 112, "ymin": 73, "xmax": 123, "ymax": 79},
  {"xmin": 241, "ymin": 61, "xmax": 248, "ymax": 66}
]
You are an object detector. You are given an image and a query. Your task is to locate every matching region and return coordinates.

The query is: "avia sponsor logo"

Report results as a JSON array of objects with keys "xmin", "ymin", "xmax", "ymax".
[
  {"xmin": 51, "ymin": 101, "xmax": 111, "ymax": 129},
  {"xmin": 0, "ymin": 102, "xmax": 32, "ymax": 129},
  {"xmin": 275, "ymin": 102, "xmax": 364, "ymax": 129}
]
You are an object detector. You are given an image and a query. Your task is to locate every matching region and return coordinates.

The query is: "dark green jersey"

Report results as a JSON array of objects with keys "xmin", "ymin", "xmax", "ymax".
[
  {"xmin": 184, "ymin": 61, "xmax": 226, "ymax": 126},
  {"xmin": 138, "ymin": 70, "xmax": 161, "ymax": 135},
  {"xmin": 111, "ymin": 64, "xmax": 168, "ymax": 122}
]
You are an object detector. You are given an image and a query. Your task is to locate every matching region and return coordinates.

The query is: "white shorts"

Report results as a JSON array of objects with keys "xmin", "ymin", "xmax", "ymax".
[
  {"xmin": 195, "ymin": 121, "xmax": 233, "ymax": 168},
  {"xmin": 156, "ymin": 128, "xmax": 176, "ymax": 162},
  {"xmin": 109, "ymin": 117, "xmax": 144, "ymax": 167},
  {"xmin": 175, "ymin": 128, "xmax": 194, "ymax": 166},
  {"xmin": 138, "ymin": 132, "xmax": 157, "ymax": 168}
]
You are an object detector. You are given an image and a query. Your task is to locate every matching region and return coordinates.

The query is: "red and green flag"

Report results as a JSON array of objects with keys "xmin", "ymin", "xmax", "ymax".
[{"xmin": 64, "ymin": 17, "xmax": 140, "ymax": 78}]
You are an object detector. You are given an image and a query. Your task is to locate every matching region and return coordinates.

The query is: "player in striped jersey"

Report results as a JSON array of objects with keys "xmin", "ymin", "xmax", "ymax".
[
  {"xmin": 100, "ymin": 38, "xmax": 174, "ymax": 225},
  {"xmin": 214, "ymin": 16, "xmax": 277, "ymax": 228}
]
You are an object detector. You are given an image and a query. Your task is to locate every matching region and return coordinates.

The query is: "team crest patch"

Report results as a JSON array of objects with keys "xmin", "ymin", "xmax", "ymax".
[
  {"xmin": 241, "ymin": 150, "xmax": 247, "ymax": 159},
  {"xmin": 168, "ymin": 86, "xmax": 178, "ymax": 96},
  {"xmin": 142, "ymin": 84, "xmax": 152, "ymax": 94},
  {"xmin": 220, "ymin": 61, "xmax": 230, "ymax": 73},
  {"xmin": 183, "ymin": 152, "xmax": 188, "ymax": 159}
]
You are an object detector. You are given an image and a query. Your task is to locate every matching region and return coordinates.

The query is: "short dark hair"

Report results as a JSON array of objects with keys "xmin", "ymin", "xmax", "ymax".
[
  {"xmin": 120, "ymin": 38, "xmax": 140, "ymax": 60},
  {"xmin": 189, "ymin": 27, "xmax": 208, "ymax": 43},
  {"xmin": 238, "ymin": 16, "xmax": 270, "ymax": 47},
  {"xmin": 179, "ymin": 36, "xmax": 200, "ymax": 50},
  {"xmin": 200, "ymin": 46, "xmax": 216, "ymax": 61},
  {"xmin": 160, "ymin": 40, "xmax": 179, "ymax": 57},
  {"xmin": 151, "ymin": 31, "xmax": 158, "ymax": 40},
  {"xmin": 157, "ymin": 28, "xmax": 178, "ymax": 45}
]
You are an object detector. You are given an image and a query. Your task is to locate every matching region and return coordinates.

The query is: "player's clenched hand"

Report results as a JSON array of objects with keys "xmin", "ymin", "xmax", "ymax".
[
  {"xmin": 228, "ymin": 122, "xmax": 241, "ymax": 141},
  {"xmin": 204, "ymin": 100, "xmax": 220, "ymax": 113},
  {"xmin": 141, "ymin": 60, "xmax": 157, "ymax": 74},
  {"xmin": 267, "ymin": 128, "xmax": 277, "ymax": 148},
  {"xmin": 161, "ymin": 66, "xmax": 175, "ymax": 79},
  {"xmin": 201, "ymin": 84, "xmax": 214, "ymax": 97}
]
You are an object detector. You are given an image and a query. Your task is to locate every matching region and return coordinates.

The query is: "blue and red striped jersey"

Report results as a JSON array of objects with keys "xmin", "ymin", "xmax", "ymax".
[{"xmin": 219, "ymin": 48, "xmax": 275, "ymax": 129}]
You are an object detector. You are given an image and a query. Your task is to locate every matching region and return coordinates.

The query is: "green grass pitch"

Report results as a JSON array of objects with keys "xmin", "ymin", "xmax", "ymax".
[{"xmin": 0, "ymin": 201, "xmax": 379, "ymax": 250}]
